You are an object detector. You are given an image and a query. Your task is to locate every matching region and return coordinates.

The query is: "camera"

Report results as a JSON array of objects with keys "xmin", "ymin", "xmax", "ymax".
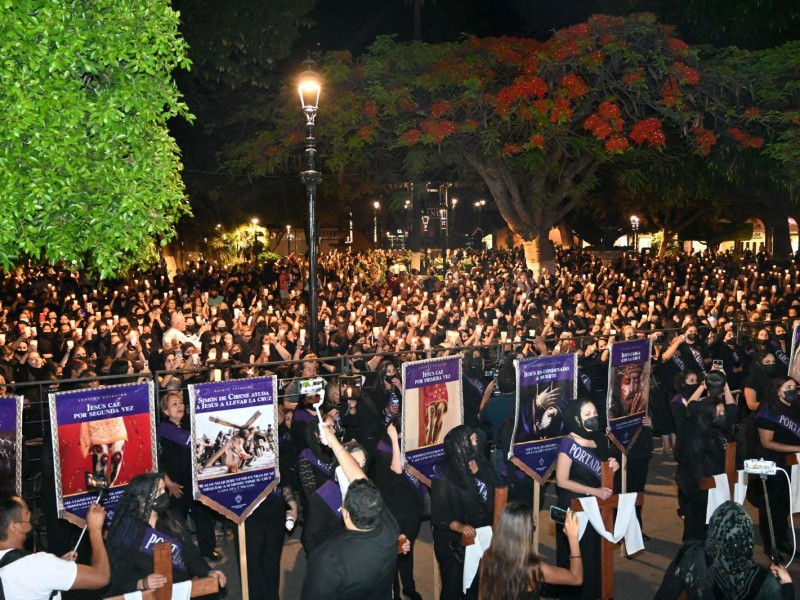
[
  {"xmin": 550, "ymin": 505, "xmax": 567, "ymax": 525},
  {"xmin": 484, "ymin": 363, "xmax": 502, "ymax": 395}
]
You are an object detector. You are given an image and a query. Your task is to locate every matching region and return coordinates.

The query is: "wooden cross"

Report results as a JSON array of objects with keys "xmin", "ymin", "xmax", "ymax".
[
  {"xmin": 104, "ymin": 542, "xmax": 219, "ymax": 600},
  {"xmin": 461, "ymin": 485, "xmax": 509, "ymax": 546},
  {"xmin": 570, "ymin": 461, "xmax": 643, "ymax": 600},
  {"xmin": 202, "ymin": 410, "xmax": 262, "ymax": 468},
  {"xmin": 700, "ymin": 441, "xmax": 737, "ymax": 498}
]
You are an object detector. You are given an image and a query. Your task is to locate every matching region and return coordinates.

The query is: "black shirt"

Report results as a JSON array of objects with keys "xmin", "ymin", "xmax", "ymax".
[{"xmin": 301, "ymin": 508, "xmax": 399, "ymax": 600}]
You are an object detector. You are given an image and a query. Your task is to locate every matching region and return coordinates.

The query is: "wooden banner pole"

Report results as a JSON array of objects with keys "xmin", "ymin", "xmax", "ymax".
[
  {"xmin": 239, "ymin": 522, "xmax": 249, "ymax": 600},
  {"xmin": 533, "ymin": 480, "xmax": 541, "ymax": 554}
]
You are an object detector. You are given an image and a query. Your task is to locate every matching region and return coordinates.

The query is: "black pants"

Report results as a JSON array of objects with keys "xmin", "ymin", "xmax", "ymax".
[
  {"xmin": 759, "ymin": 471, "xmax": 791, "ymax": 550},
  {"xmin": 625, "ymin": 453, "xmax": 651, "ymax": 528},
  {"xmin": 682, "ymin": 490, "xmax": 708, "ymax": 542},
  {"xmin": 235, "ymin": 494, "xmax": 286, "ymax": 600},
  {"xmin": 433, "ymin": 531, "xmax": 478, "ymax": 600}
]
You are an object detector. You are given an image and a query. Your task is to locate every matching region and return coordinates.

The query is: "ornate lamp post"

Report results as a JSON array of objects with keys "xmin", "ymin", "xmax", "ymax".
[
  {"xmin": 286, "ymin": 224, "xmax": 292, "ymax": 254},
  {"xmin": 630, "ymin": 215, "xmax": 640, "ymax": 253},
  {"xmin": 298, "ymin": 58, "xmax": 321, "ymax": 353},
  {"xmin": 373, "ymin": 200, "xmax": 380, "ymax": 245},
  {"xmin": 251, "ymin": 218, "xmax": 259, "ymax": 259}
]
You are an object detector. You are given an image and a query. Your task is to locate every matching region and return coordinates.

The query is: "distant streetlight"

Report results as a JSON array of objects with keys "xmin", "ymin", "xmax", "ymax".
[
  {"xmin": 373, "ymin": 200, "xmax": 380, "ymax": 245},
  {"xmin": 630, "ymin": 215, "xmax": 640, "ymax": 252},
  {"xmin": 286, "ymin": 224, "xmax": 292, "ymax": 254},
  {"xmin": 250, "ymin": 218, "xmax": 259, "ymax": 259},
  {"xmin": 298, "ymin": 57, "xmax": 321, "ymax": 353}
]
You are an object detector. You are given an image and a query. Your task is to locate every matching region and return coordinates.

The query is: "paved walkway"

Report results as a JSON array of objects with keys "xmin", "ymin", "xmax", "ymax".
[{"xmin": 211, "ymin": 445, "xmax": 800, "ymax": 599}]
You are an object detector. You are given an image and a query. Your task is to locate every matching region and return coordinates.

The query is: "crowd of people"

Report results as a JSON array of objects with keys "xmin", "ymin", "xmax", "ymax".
[{"xmin": 3, "ymin": 244, "xmax": 800, "ymax": 598}]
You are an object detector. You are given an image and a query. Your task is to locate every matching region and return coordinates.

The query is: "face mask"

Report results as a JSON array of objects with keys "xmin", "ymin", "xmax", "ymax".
[
  {"xmin": 762, "ymin": 364, "xmax": 777, "ymax": 376},
  {"xmin": 385, "ymin": 375, "xmax": 395, "ymax": 385},
  {"xmin": 582, "ymin": 416, "xmax": 599, "ymax": 432},
  {"xmin": 683, "ymin": 383, "xmax": 700, "ymax": 397},
  {"xmin": 685, "ymin": 334, "xmax": 696, "ymax": 343},
  {"xmin": 152, "ymin": 492, "xmax": 170, "ymax": 514},
  {"xmin": 781, "ymin": 389, "xmax": 797, "ymax": 406},
  {"xmin": 217, "ymin": 327, "xmax": 227, "ymax": 333}
]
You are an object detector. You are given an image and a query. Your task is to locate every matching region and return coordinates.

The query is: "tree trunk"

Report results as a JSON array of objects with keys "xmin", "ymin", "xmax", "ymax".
[
  {"xmin": 770, "ymin": 201, "xmax": 791, "ymax": 264},
  {"xmin": 522, "ymin": 237, "xmax": 556, "ymax": 279},
  {"xmin": 557, "ymin": 222, "xmax": 572, "ymax": 248},
  {"xmin": 658, "ymin": 231, "xmax": 673, "ymax": 258}
]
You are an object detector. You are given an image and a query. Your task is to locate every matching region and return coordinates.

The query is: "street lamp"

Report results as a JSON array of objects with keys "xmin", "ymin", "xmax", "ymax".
[
  {"xmin": 373, "ymin": 200, "xmax": 380, "ymax": 245},
  {"xmin": 286, "ymin": 225, "xmax": 292, "ymax": 254},
  {"xmin": 630, "ymin": 215, "xmax": 640, "ymax": 253},
  {"xmin": 298, "ymin": 58, "xmax": 321, "ymax": 353},
  {"xmin": 251, "ymin": 218, "xmax": 259, "ymax": 259}
]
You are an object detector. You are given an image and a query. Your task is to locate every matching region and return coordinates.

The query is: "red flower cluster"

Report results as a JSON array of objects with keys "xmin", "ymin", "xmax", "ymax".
[
  {"xmin": 673, "ymin": 62, "xmax": 700, "ymax": 86},
  {"xmin": 528, "ymin": 134, "xmax": 546, "ymax": 149},
  {"xmin": 604, "ymin": 136, "xmax": 630, "ymax": 153},
  {"xmin": 560, "ymin": 74, "xmax": 589, "ymax": 99},
  {"xmin": 661, "ymin": 77, "xmax": 682, "ymax": 106},
  {"xmin": 287, "ymin": 132, "xmax": 302, "ymax": 144},
  {"xmin": 629, "ymin": 118, "xmax": 666, "ymax": 147},
  {"xmin": 495, "ymin": 76, "xmax": 549, "ymax": 115},
  {"xmin": 462, "ymin": 119, "xmax": 479, "ymax": 131},
  {"xmin": 550, "ymin": 97, "xmax": 573, "ymax": 123},
  {"xmin": 691, "ymin": 125, "xmax": 717, "ymax": 156},
  {"xmin": 744, "ymin": 106, "xmax": 761, "ymax": 120},
  {"xmin": 400, "ymin": 129, "xmax": 421, "ymax": 146},
  {"xmin": 356, "ymin": 126, "xmax": 372, "ymax": 140},
  {"xmin": 431, "ymin": 101, "xmax": 453, "ymax": 118},
  {"xmin": 363, "ymin": 100, "xmax": 378, "ymax": 118},
  {"xmin": 584, "ymin": 101, "xmax": 624, "ymax": 140},
  {"xmin": 728, "ymin": 127, "xmax": 764, "ymax": 149},
  {"xmin": 623, "ymin": 70, "xmax": 644, "ymax": 86},
  {"xmin": 420, "ymin": 119, "xmax": 458, "ymax": 143},
  {"xmin": 667, "ymin": 38, "xmax": 690, "ymax": 57},
  {"xmin": 504, "ymin": 143, "xmax": 523, "ymax": 155},
  {"xmin": 265, "ymin": 146, "xmax": 281, "ymax": 157}
]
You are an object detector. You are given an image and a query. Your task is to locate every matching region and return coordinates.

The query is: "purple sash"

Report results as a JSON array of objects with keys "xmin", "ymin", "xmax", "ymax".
[
  {"xmin": 157, "ymin": 421, "xmax": 191, "ymax": 447},
  {"xmin": 376, "ymin": 439, "xmax": 392, "ymax": 455},
  {"xmin": 138, "ymin": 527, "xmax": 187, "ymax": 573},
  {"xmin": 558, "ymin": 437, "xmax": 601, "ymax": 483},
  {"xmin": 314, "ymin": 479, "xmax": 343, "ymax": 517},
  {"xmin": 299, "ymin": 448, "xmax": 333, "ymax": 478},
  {"xmin": 293, "ymin": 409, "xmax": 314, "ymax": 424},
  {"xmin": 759, "ymin": 407, "xmax": 800, "ymax": 440}
]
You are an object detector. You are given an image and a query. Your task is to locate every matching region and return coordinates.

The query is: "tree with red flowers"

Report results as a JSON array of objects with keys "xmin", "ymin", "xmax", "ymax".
[{"xmin": 231, "ymin": 14, "xmax": 767, "ymax": 274}]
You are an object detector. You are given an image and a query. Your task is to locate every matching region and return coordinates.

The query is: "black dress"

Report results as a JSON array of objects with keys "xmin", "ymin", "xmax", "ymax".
[{"xmin": 553, "ymin": 437, "xmax": 607, "ymax": 600}]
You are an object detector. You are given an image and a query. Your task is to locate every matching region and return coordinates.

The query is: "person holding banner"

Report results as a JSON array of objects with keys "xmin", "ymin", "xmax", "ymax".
[
  {"xmin": 431, "ymin": 424, "xmax": 498, "ymax": 599},
  {"xmin": 555, "ymin": 399, "xmax": 619, "ymax": 600},
  {"xmin": 754, "ymin": 376, "xmax": 800, "ymax": 558},
  {"xmin": 104, "ymin": 473, "xmax": 226, "ymax": 595}
]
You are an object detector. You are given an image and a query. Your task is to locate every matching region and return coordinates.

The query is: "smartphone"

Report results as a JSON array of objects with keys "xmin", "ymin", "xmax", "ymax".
[
  {"xmin": 712, "ymin": 359, "xmax": 724, "ymax": 371},
  {"xmin": 550, "ymin": 505, "xmax": 567, "ymax": 526}
]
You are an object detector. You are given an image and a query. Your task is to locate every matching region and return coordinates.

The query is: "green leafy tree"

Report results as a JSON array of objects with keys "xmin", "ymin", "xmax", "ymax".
[
  {"xmin": 232, "ymin": 14, "xmax": 768, "ymax": 274},
  {"xmin": 0, "ymin": 0, "xmax": 193, "ymax": 278}
]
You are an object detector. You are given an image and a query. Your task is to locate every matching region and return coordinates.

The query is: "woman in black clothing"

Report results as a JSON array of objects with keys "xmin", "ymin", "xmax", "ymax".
[
  {"xmin": 755, "ymin": 376, "xmax": 800, "ymax": 558},
  {"xmin": 555, "ymin": 399, "xmax": 619, "ymax": 600},
  {"xmin": 157, "ymin": 390, "xmax": 219, "ymax": 561},
  {"xmin": 431, "ymin": 425, "xmax": 497, "ymax": 600},
  {"xmin": 105, "ymin": 473, "xmax": 226, "ymax": 595},
  {"xmin": 374, "ymin": 423, "xmax": 424, "ymax": 600}
]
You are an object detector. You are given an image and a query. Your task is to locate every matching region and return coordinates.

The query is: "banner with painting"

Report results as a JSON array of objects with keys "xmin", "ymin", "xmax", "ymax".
[
  {"xmin": 789, "ymin": 323, "xmax": 800, "ymax": 382},
  {"xmin": 606, "ymin": 338, "xmax": 651, "ymax": 453},
  {"xmin": 509, "ymin": 354, "xmax": 577, "ymax": 483},
  {"xmin": 50, "ymin": 382, "xmax": 156, "ymax": 526},
  {"xmin": 401, "ymin": 355, "xmax": 463, "ymax": 485},
  {"xmin": 0, "ymin": 395, "xmax": 23, "ymax": 495},
  {"xmin": 189, "ymin": 376, "xmax": 279, "ymax": 523}
]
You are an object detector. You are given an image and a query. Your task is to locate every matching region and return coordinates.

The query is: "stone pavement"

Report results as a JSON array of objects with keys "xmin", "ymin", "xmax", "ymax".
[{"xmin": 211, "ymin": 444, "xmax": 800, "ymax": 599}]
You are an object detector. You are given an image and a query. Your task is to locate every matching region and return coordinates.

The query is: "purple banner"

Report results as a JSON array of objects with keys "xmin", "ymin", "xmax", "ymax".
[
  {"xmin": 190, "ymin": 376, "xmax": 279, "ymax": 524},
  {"xmin": 402, "ymin": 356, "xmax": 463, "ymax": 484},
  {"xmin": 607, "ymin": 339, "xmax": 651, "ymax": 452},
  {"xmin": 789, "ymin": 324, "xmax": 800, "ymax": 382},
  {"xmin": 0, "ymin": 395, "xmax": 23, "ymax": 495},
  {"xmin": 50, "ymin": 383, "xmax": 156, "ymax": 526},
  {"xmin": 510, "ymin": 355, "xmax": 576, "ymax": 482}
]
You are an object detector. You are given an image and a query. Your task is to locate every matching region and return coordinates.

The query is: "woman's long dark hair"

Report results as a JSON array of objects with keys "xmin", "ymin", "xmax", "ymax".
[
  {"xmin": 443, "ymin": 425, "xmax": 475, "ymax": 489},
  {"xmin": 479, "ymin": 501, "xmax": 543, "ymax": 600},
  {"xmin": 106, "ymin": 472, "xmax": 184, "ymax": 547}
]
